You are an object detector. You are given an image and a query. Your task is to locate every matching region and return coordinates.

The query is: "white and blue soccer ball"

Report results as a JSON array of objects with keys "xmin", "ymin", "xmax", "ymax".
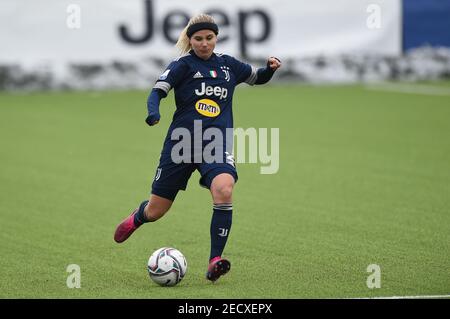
[{"xmin": 147, "ymin": 247, "xmax": 187, "ymax": 286}]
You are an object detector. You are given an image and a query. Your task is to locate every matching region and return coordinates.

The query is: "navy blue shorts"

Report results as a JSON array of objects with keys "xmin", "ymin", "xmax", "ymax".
[{"xmin": 151, "ymin": 152, "xmax": 238, "ymax": 201}]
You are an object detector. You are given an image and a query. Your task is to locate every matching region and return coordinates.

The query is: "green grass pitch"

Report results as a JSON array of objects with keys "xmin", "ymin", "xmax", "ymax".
[{"xmin": 0, "ymin": 83, "xmax": 449, "ymax": 298}]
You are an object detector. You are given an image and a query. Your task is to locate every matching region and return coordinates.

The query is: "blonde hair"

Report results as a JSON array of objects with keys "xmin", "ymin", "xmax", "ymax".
[{"xmin": 176, "ymin": 14, "xmax": 217, "ymax": 55}]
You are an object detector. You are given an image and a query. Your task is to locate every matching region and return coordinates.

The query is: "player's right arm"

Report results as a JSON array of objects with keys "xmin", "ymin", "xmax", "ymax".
[
  {"xmin": 146, "ymin": 59, "xmax": 188, "ymax": 126},
  {"xmin": 146, "ymin": 89, "xmax": 164, "ymax": 126}
]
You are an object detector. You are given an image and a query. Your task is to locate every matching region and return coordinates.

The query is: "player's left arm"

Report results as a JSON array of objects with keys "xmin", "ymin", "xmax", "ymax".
[
  {"xmin": 253, "ymin": 57, "xmax": 282, "ymax": 85},
  {"xmin": 228, "ymin": 55, "xmax": 281, "ymax": 85},
  {"xmin": 237, "ymin": 57, "xmax": 282, "ymax": 86}
]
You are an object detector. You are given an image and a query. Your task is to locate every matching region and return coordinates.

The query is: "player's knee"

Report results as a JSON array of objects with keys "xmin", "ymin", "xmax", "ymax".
[{"xmin": 212, "ymin": 183, "xmax": 233, "ymax": 202}]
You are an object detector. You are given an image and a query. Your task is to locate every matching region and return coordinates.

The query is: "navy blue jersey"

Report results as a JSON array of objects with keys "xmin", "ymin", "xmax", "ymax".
[{"xmin": 153, "ymin": 50, "xmax": 257, "ymax": 154}]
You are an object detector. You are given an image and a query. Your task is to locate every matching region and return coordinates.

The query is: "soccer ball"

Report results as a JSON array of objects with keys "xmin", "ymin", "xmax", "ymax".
[{"xmin": 147, "ymin": 247, "xmax": 187, "ymax": 286}]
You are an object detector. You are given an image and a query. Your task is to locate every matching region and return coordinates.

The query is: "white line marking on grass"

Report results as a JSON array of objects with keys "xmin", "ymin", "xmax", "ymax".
[
  {"xmin": 365, "ymin": 83, "xmax": 450, "ymax": 96},
  {"xmin": 351, "ymin": 294, "xmax": 450, "ymax": 299}
]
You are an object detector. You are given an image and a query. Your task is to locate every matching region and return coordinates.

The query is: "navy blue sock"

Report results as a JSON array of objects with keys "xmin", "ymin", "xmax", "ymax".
[
  {"xmin": 210, "ymin": 203, "xmax": 233, "ymax": 261},
  {"xmin": 133, "ymin": 200, "xmax": 149, "ymax": 226}
]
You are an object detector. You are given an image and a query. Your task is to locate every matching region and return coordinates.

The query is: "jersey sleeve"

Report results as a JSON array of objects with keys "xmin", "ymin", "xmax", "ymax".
[
  {"xmin": 152, "ymin": 59, "xmax": 188, "ymax": 95},
  {"xmin": 226, "ymin": 55, "xmax": 258, "ymax": 85}
]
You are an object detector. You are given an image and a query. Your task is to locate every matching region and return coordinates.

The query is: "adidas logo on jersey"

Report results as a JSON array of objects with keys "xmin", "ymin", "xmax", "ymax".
[{"xmin": 193, "ymin": 71, "xmax": 203, "ymax": 79}]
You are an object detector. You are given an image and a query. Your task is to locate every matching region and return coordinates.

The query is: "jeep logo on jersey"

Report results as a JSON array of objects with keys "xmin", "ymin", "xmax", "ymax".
[
  {"xmin": 195, "ymin": 99, "xmax": 221, "ymax": 117},
  {"xmin": 195, "ymin": 82, "xmax": 228, "ymax": 100}
]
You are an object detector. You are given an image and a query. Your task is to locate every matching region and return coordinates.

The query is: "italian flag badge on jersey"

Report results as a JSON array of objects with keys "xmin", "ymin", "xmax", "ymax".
[{"xmin": 209, "ymin": 70, "xmax": 217, "ymax": 78}]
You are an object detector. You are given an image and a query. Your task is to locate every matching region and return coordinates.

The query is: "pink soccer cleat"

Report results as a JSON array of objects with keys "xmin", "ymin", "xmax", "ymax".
[
  {"xmin": 206, "ymin": 256, "xmax": 231, "ymax": 282},
  {"xmin": 114, "ymin": 201, "xmax": 148, "ymax": 243}
]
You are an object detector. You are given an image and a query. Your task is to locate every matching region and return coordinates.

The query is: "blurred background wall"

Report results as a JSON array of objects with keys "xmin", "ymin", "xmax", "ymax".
[{"xmin": 0, "ymin": 0, "xmax": 449, "ymax": 90}]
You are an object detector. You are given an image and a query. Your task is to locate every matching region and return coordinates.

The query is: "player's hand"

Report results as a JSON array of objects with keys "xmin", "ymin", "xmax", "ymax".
[
  {"xmin": 267, "ymin": 57, "xmax": 282, "ymax": 71},
  {"xmin": 145, "ymin": 113, "xmax": 160, "ymax": 126}
]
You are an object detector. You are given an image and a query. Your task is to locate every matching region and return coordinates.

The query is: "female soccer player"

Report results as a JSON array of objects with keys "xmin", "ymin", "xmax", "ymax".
[{"xmin": 114, "ymin": 13, "xmax": 281, "ymax": 282}]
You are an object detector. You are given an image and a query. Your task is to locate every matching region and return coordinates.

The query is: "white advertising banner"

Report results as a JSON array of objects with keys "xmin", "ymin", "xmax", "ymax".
[{"xmin": 0, "ymin": 0, "xmax": 401, "ymax": 66}]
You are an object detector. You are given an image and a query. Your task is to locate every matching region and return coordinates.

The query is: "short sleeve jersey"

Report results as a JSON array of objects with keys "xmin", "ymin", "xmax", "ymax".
[{"xmin": 153, "ymin": 50, "xmax": 257, "ymax": 152}]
